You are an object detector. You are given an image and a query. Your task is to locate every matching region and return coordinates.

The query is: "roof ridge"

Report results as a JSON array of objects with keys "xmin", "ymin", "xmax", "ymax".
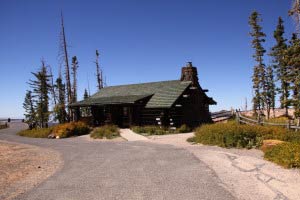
[{"xmin": 102, "ymin": 80, "xmax": 190, "ymax": 88}]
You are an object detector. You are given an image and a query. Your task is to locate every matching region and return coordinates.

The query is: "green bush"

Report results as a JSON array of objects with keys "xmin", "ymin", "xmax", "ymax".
[
  {"xmin": 90, "ymin": 125, "xmax": 120, "ymax": 139},
  {"xmin": 18, "ymin": 128, "xmax": 52, "ymax": 138},
  {"xmin": 264, "ymin": 142, "xmax": 300, "ymax": 168},
  {"xmin": 194, "ymin": 122, "xmax": 263, "ymax": 148},
  {"xmin": 131, "ymin": 124, "xmax": 192, "ymax": 135},
  {"xmin": 177, "ymin": 124, "xmax": 192, "ymax": 133},
  {"xmin": 131, "ymin": 126, "xmax": 163, "ymax": 135},
  {"xmin": 52, "ymin": 121, "xmax": 90, "ymax": 138}
]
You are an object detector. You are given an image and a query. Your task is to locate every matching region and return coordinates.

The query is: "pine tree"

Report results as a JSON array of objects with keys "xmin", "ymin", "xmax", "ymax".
[
  {"xmin": 81, "ymin": 88, "xmax": 91, "ymax": 117},
  {"xmin": 265, "ymin": 66, "xmax": 276, "ymax": 119},
  {"xmin": 270, "ymin": 17, "xmax": 289, "ymax": 116},
  {"xmin": 54, "ymin": 76, "xmax": 67, "ymax": 123},
  {"xmin": 71, "ymin": 56, "xmax": 79, "ymax": 103},
  {"xmin": 284, "ymin": 34, "xmax": 300, "ymax": 118},
  {"xmin": 23, "ymin": 90, "xmax": 36, "ymax": 125},
  {"xmin": 84, "ymin": 88, "xmax": 89, "ymax": 100},
  {"xmin": 28, "ymin": 61, "xmax": 51, "ymax": 128},
  {"xmin": 289, "ymin": 0, "xmax": 300, "ymax": 34},
  {"xmin": 249, "ymin": 11, "xmax": 267, "ymax": 115}
]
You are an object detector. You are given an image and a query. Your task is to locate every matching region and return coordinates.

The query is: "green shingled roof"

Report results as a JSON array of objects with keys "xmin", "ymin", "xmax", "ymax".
[{"xmin": 71, "ymin": 80, "xmax": 192, "ymax": 108}]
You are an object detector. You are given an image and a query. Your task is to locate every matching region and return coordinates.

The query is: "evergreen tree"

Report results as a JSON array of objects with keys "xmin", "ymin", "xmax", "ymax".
[
  {"xmin": 249, "ymin": 11, "xmax": 267, "ymax": 115},
  {"xmin": 84, "ymin": 88, "xmax": 89, "ymax": 100},
  {"xmin": 28, "ymin": 61, "xmax": 51, "ymax": 128},
  {"xmin": 81, "ymin": 88, "xmax": 91, "ymax": 117},
  {"xmin": 270, "ymin": 17, "xmax": 289, "ymax": 116},
  {"xmin": 54, "ymin": 76, "xmax": 67, "ymax": 123},
  {"xmin": 265, "ymin": 66, "xmax": 276, "ymax": 119},
  {"xmin": 23, "ymin": 90, "xmax": 36, "ymax": 124},
  {"xmin": 284, "ymin": 34, "xmax": 300, "ymax": 118}
]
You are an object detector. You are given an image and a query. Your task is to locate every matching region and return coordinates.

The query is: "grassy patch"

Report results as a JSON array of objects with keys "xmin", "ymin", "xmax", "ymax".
[
  {"xmin": 265, "ymin": 116, "xmax": 290, "ymax": 124},
  {"xmin": 131, "ymin": 124, "xmax": 192, "ymax": 135},
  {"xmin": 90, "ymin": 125, "xmax": 120, "ymax": 139},
  {"xmin": 264, "ymin": 142, "xmax": 300, "ymax": 168},
  {"xmin": 18, "ymin": 128, "xmax": 52, "ymax": 138}
]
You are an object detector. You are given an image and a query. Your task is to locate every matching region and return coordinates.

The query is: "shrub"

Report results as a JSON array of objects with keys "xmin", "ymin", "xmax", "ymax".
[
  {"xmin": 265, "ymin": 116, "xmax": 291, "ymax": 124},
  {"xmin": 177, "ymin": 124, "xmax": 192, "ymax": 133},
  {"xmin": 131, "ymin": 125, "xmax": 192, "ymax": 135},
  {"xmin": 90, "ymin": 125, "xmax": 120, "ymax": 139},
  {"xmin": 194, "ymin": 122, "xmax": 264, "ymax": 149},
  {"xmin": 18, "ymin": 128, "xmax": 52, "ymax": 138},
  {"xmin": 264, "ymin": 142, "xmax": 300, "ymax": 168},
  {"xmin": 52, "ymin": 121, "xmax": 90, "ymax": 138},
  {"xmin": 131, "ymin": 126, "xmax": 161, "ymax": 135}
]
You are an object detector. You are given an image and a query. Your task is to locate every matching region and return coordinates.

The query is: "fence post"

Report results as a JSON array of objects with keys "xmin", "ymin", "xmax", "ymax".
[
  {"xmin": 236, "ymin": 110, "xmax": 240, "ymax": 124},
  {"xmin": 287, "ymin": 119, "xmax": 291, "ymax": 130},
  {"xmin": 257, "ymin": 113, "xmax": 261, "ymax": 126}
]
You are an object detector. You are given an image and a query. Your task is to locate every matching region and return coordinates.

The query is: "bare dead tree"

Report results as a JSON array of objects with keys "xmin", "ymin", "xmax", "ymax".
[
  {"xmin": 71, "ymin": 56, "xmax": 79, "ymax": 103},
  {"xmin": 59, "ymin": 12, "xmax": 73, "ymax": 120},
  {"xmin": 48, "ymin": 65, "xmax": 57, "ymax": 105},
  {"xmin": 95, "ymin": 50, "xmax": 103, "ymax": 90}
]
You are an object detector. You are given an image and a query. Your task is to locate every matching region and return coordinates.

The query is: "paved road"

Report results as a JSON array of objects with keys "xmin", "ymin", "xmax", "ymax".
[{"xmin": 0, "ymin": 123, "xmax": 235, "ymax": 200}]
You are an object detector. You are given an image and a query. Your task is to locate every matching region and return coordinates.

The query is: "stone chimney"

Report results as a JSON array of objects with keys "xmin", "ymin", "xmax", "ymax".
[{"xmin": 180, "ymin": 62, "xmax": 199, "ymax": 86}]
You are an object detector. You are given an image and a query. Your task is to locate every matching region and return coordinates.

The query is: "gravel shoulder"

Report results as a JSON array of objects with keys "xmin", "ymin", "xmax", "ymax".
[
  {"xmin": 148, "ymin": 133, "xmax": 300, "ymax": 200},
  {"xmin": 0, "ymin": 140, "xmax": 62, "ymax": 200}
]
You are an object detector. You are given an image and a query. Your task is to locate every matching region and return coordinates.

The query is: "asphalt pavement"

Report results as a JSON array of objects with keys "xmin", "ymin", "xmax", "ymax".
[{"xmin": 0, "ymin": 123, "xmax": 235, "ymax": 200}]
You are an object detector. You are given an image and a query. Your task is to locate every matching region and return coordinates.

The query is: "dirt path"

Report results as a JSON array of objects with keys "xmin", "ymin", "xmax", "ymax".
[
  {"xmin": 148, "ymin": 133, "xmax": 300, "ymax": 200},
  {"xmin": 0, "ymin": 124, "xmax": 62, "ymax": 200}
]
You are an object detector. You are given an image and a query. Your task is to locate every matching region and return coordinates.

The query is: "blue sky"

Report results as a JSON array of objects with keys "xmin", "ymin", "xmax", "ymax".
[{"xmin": 0, "ymin": 0, "xmax": 296, "ymax": 118}]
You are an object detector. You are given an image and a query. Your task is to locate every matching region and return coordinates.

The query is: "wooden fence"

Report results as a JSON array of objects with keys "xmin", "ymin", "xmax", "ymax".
[
  {"xmin": 236, "ymin": 110, "xmax": 300, "ymax": 131},
  {"xmin": 211, "ymin": 110, "xmax": 234, "ymax": 122}
]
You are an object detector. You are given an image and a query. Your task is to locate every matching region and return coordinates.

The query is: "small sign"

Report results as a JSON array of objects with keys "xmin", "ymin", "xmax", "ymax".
[
  {"xmin": 158, "ymin": 122, "xmax": 161, "ymax": 125},
  {"xmin": 156, "ymin": 118, "xmax": 160, "ymax": 121}
]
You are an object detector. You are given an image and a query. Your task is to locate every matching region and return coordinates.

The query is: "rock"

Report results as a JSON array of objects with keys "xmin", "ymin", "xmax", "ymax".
[{"xmin": 47, "ymin": 133, "xmax": 55, "ymax": 139}]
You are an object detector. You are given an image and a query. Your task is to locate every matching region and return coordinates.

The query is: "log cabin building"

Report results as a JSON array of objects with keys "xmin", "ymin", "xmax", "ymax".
[{"xmin": 70, "ymin": 62, "xmax": 216, "ymax": 128}]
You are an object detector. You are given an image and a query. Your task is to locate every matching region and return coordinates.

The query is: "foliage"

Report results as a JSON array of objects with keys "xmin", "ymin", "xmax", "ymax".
[
  {"xmin": 28, "ymin": 61, "xmax": 51, "ymax": 128},
  {"xmin": 131, "ymin": 124, "xmax": 192, "ymax": 135},
  {"xmin": 90, "ymin": 125, "xmax": 120, "ymax": 139},
  {"xmin": 193, "ymin": 122, "xmax": 264, "ymax": 149},
  {"xmin": 265, "ymin": 66, "xmax": 276, "ymax": 119},
  {"xmin": 23, "ymin": 90, "xmax": 36, "ymax": 124},
  {"xmin": 249, "ymin": 11, "xmax": 267, "ymax": 114},
  {"xmin": 52, "ymin": 121, "xmax": 90, "ymax": 138},
  {"xmin": 18, "ymin": 127, "xmax": 52, "ymax": 138},
  {"xmin": 270, "ymin": 17, "xmax": 289, "ymax": 116},
  {"xmin": 264, "ymin": 142, "xmax": 300, "ymax": 168},
  {"xmin": 177, "ymin": 124, "xmax": 193, "ymax": 133},
  {"xmin": 54, "ymin": 76, "xmax": 67, "ymax": 123},
  {"xmin": 265, "ymin": 116, "xmax": 290, "ymax": 124},
  {"xmin": 81, "ymin": 89, "xmax": 91, "ymax": 117}
]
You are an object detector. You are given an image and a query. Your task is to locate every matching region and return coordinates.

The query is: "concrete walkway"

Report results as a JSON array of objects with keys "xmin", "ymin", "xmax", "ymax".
[
  {"xmin": 120, "ymin": 128, "xmax": 149, "ymax": 141},
  {"xmin": 148, "ymin": 133, "xmax": 300, "ymax": 200}
]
